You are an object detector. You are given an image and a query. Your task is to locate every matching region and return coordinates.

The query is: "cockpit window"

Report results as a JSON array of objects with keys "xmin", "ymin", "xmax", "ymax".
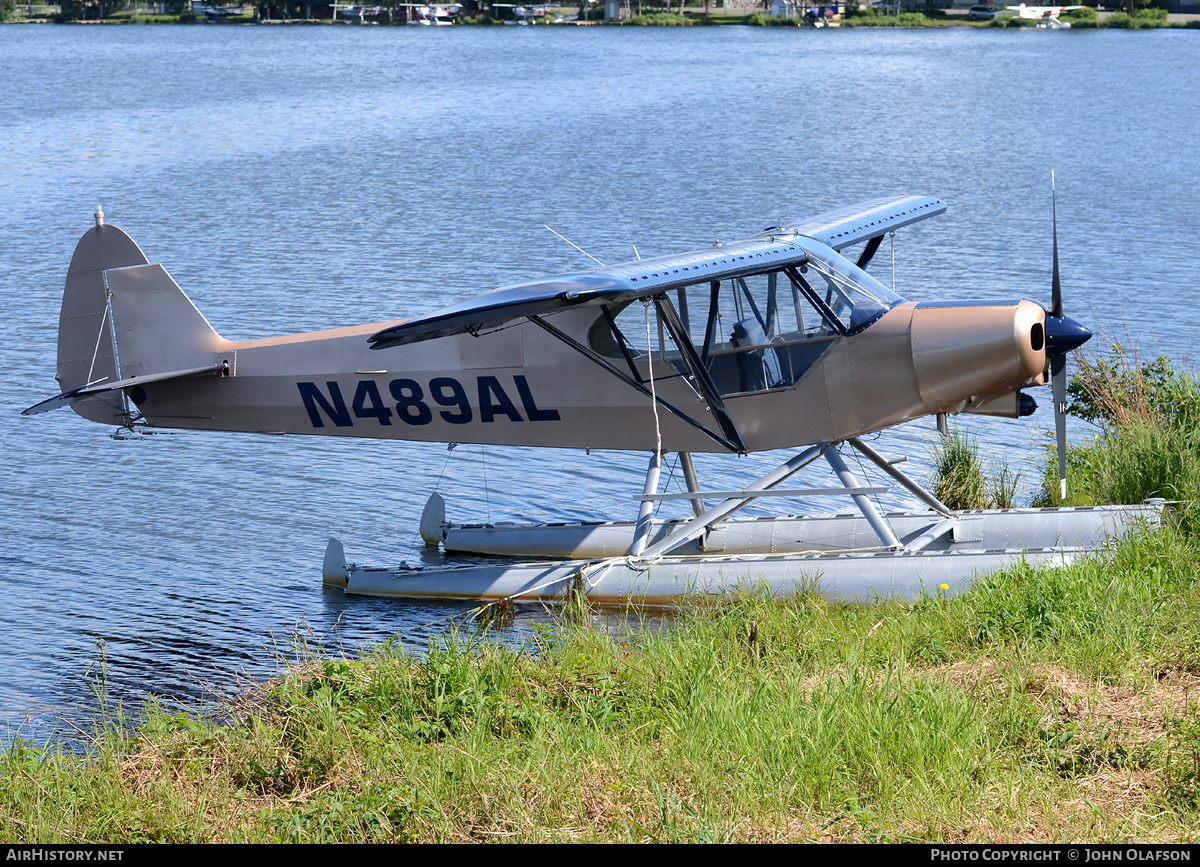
[{"xmin": 586, "ymin": 240, "xmax": 903, "ymax": 396}]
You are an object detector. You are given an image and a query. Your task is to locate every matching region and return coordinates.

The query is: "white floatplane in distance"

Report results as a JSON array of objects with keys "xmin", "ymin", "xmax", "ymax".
[
  {"xmin": 191, "ymin": 1, "xmax": 247, "ymax": 18},
  {"xmin": 494, "ymin": 3, "xmax": 556, "ymax": 23},
  {"xmin": 333, "ymin": 4, "xmax": 385, "ymax": 22},
  {"xmin": 1006, "ymin": 3, "xmax": 1084, "ymax": 26},
  {"xmin": 27, "ymin": 194, "xmax": 1155, "ymax": 606},
  {"xmin": 398, "ymin": 2, "xmax": 462, "ymax": 24}
]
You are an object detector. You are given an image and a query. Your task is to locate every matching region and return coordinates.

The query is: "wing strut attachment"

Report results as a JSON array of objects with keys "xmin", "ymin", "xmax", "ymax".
[{"xmin": 856, "ymin": 234, "xmax": 885, "ymax": 270}]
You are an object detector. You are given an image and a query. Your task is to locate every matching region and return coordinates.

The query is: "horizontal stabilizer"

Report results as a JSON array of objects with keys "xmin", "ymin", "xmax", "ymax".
[
  {"xmin": 788, "ymin": 196, "xmax": 946, "ymax": 251},
  {"xmin": 22, "ymin": 363, "xmax": 224, "ymax": 416}
]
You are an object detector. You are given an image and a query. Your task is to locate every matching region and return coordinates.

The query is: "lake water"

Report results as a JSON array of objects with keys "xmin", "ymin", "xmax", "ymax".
[{"xmin": 2, "ymin": 22, "xmax": 1198, "ymax": 742}]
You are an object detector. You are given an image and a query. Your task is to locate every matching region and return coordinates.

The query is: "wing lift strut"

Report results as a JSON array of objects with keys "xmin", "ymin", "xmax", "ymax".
[{"xmin": 526, "ymin": 292, "xmax": 746, "ymax": 454}]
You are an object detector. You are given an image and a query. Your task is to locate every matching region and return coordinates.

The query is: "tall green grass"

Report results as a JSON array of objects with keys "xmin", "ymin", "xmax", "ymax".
[
  {"xmin": 5, "ymin": 524, "xmax": 1200, "ymax": 842},
  {"xmin": 6, "ymin": 358, "xmax": 1200, "ymax": 842},
  {"xmin": 928, "ymin": 353, "xmax": 1200, "ymax": 520},
  {"xmin": 627, "ymin": 12, "xmax": 693, "ymax": 25},
  {"xmin": 1034, "ymin": 351, "xmax": 1200, "ymax": 529},
  {"xmin": 930, "ymin": 426, "xmax": 1021, "ymax": 509},
  {"xmin": 931, "ymin": 426, "xmax": 989, "ymax": 510}
]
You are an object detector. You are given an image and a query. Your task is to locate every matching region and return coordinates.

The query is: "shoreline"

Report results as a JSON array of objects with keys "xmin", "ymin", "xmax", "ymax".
[{"xmin": 6, "ymin": 8, "xmax": 1200, "ymax": 28}]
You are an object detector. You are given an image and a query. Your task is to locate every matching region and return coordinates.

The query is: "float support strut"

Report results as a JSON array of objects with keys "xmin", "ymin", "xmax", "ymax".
[
  {"xmin": 629, "ymin": 450, "xmax": 663, "ymax": 556},
  {"xmin": 848, "ymin": 436, "xmax": 954, "ymax": 518},
  {"xmin": 679, "ymin": 452, "xmax": 705, "ymax": 519},
  {"xmin": 825, "ymin": 446, "xmax": 902, "ymax": 549},
  {"xmin": 638, "ymin": 444, "xmax": 824, "ymax": 559}
]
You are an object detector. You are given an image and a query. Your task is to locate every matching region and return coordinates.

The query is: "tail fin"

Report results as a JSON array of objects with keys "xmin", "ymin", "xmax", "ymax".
[{"xmin": 51, "ymin": 212, "xmax": 226, "ymax": 424}]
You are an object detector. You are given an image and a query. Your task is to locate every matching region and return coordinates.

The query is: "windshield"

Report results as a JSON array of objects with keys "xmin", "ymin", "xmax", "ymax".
[{"xmin": 793, "ymin": 240, "xmax": 904, "ymax": 335}]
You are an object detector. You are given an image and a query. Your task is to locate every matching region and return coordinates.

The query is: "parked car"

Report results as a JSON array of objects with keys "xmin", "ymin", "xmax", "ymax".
[{"xmin": 968, "ymin": 4, "xmax": 998, "ymax": 19}]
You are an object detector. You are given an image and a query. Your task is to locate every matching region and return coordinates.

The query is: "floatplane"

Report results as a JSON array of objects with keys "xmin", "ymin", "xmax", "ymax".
[
  {"xmin": 333, "ymin": 4, "xmax": 385, "ymax": 23},
  {"xmin": 191, "ymin": 1, "xmax": 247, "ymax": 19},
  {"xmin": 494, "ymin": 3, "xmax": 556, "ymax": 23},
  {"xmin": 399, "ymin": 3, "xmax": 462, "ymax": 24},
  {"xmin": 24, "ymin": 195, "xmax": 1158, "ymax": 607},
  {"xmin": 1006, "ymin": 4, "xmax": 1084, "ymax": 27}
]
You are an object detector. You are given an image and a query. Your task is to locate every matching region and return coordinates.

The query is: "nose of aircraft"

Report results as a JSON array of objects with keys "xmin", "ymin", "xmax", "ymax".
[{"xmin": 1044, "ymin": 314, "xmax": 1092, "ymax": 358}]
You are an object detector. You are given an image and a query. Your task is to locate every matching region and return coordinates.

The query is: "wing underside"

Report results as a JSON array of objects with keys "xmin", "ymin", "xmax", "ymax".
[{"xmin": 369, "ymin": 195, "xmax": 946, "ymax": 350}]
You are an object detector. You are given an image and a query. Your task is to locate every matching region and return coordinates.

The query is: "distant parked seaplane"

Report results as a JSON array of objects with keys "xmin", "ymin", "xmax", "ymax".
[
  {"xmin": 333, "ymin": 4, "xmax": 385, "ymax": 22},
  {"xmin": 1006, "ymin": 4, "xmax": 1084, "ymax": 26},
  {"xmin": 28, "ymin": 195, "xmax": 1153, "ymax": 606},
  {"xmin": 191, "ymin": 1, "xmax": 246, "ymax": 19},
  {"xmin": 398, "ymin": 3, "xmax": 461, "ymax": 24},
  {"xmin": 494, "ymin": 3, "xmax": 556, "ymax": 23}
]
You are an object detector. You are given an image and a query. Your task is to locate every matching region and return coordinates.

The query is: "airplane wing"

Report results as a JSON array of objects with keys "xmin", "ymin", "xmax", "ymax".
[
  {"xmin": 368, "ymin": 274, "xmax": 633, "ymax": 349},
  {"xmin": 368, "ymin": 234, "xmax": 816, "ymax": 349},
  {"xmin": 370, "ymin": 195, "xmax": 946, "ymax": 350},
  {"xmin": 787, "ymin": 195, "xmax": 946, "ymax": 251}
]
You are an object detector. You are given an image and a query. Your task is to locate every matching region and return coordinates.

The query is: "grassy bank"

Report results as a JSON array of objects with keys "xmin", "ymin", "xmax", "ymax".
[
  {"xmin": 1033, "ymin": 350, "xmax": 1200, "ymax": 529},
  {"xmin": 4, "ymin": 523, "xmax": 1200, "ymax": 842}
]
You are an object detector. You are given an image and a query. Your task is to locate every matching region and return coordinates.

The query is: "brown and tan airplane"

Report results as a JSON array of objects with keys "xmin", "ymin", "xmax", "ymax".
[{"xmin": 25, "ymin": 195, "xmax": 1090, "ymax": 493}]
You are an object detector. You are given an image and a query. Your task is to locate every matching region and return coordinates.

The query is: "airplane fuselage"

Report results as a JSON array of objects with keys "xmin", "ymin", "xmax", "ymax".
[{"xmin": 38, "ymin": 197, "xmax": 1089, "ymax": 457}]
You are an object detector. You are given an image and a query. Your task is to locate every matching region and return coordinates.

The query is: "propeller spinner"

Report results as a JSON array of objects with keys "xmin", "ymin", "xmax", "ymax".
[{"xmin": 1044, "ymin": 175, "xmax": 1092, "ymax": 500}]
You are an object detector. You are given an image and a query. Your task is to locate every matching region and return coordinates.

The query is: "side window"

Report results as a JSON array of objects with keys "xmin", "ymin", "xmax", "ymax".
[
  {"xmin": 796, "ymin": 251, "xmax": 901, "ymax": 335},
  {"xmin": 586, "ymin": 271, "xmax": 840, "ymax": 397},
  {"xmin": 583, "ymin": 245, "xmax": 900, "ymax": 397},
  {"xmin": 587, "ymin": 300, "xmax": 662, "ymax": 358},
  {"xmin": 675, "ymin": 271, "xmax": 838, "ymax": 356}
]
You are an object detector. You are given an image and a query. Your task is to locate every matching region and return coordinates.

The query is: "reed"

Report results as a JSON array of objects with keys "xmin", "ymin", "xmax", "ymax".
[{"xmin": 930, "ymin": 426, "xmax": 989, "ymax": 510}]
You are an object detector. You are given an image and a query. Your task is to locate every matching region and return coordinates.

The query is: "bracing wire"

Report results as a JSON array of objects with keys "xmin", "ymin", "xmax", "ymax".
[
  {"xmin": 404, "ymin": 443, "xmax": 460, "ymax": 559},
  {"xmin": 643, "ymin": 301, "xmax": 663, "ymax": 459},
  {"xmin": 652, "ymin": 454, "xmax": 680, "ymax": 521},
  {"xmin": 481, "ymin": 445, "xmax": 492, "ymax": 524}
]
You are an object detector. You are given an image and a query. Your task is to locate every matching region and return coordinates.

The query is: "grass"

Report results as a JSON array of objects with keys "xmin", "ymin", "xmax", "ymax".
[
  {"xmin": 843, "ymin": 10, "xmax": 935, "ymax": 27},
  {"xmin": 929, "ymin": 426, "xmax": 1022, "ymax": 510},
  {"xmin": 1032, "ymin": 349, "xmax": 1200, "ymax": 532},
  {"xmin": 931, "ymin": 426, "xmax": 989, "ymax": 510},
  {"xmin": 627, "ymin": 12, "xmax": 694, "ymax": 25},
  {"xmin": 4, "ymin": 522, "xmax": 1200, "ymax": 842},
  {"xmin": 925, "ymin": 349, "xmax": 1200, "ymax": 520}
]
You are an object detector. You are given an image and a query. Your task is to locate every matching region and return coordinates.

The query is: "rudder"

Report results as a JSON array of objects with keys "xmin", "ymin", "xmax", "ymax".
[{"xmin": 55, "ymin": 211, "xmax": 226, "ymax": 424}]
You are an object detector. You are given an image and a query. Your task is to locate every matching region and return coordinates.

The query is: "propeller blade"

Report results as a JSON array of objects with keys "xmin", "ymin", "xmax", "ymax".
[
  {"xmin": 1052, "ymin": 354, "xmax": 1068, "ymax": 500},
  {"xmin": 1046, "ymin": 171, "xmax": 1077, "ymax": 500},
  {"xmin": 1051, "ymin": 173, "xmax": 1063, "ymax": 319}
]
